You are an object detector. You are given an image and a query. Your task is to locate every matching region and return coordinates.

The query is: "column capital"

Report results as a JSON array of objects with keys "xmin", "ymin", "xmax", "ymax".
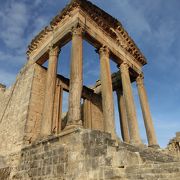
[
  {"xmin": 99, "ymin": 45, "xmax": 110, "ymax": 57},
  {"xmin": 136, "ymin": 73, "xmax": 144, "ymax": 87},
  {"xmin": 72, "ymin": 25, "xmax": 84, "ymax": 36},
  {"xmin": 49, "ymin": 45, "xmax": 61, "ymax": 57},
  {"xmin": 119, "ymin": 62, "xmax": 129, "ymax": 73}
]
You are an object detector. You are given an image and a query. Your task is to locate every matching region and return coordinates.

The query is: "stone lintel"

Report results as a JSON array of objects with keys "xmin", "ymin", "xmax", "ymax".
[{"xmin": 29, "ymin": 15, "xmax": 80, "ymax": 64}]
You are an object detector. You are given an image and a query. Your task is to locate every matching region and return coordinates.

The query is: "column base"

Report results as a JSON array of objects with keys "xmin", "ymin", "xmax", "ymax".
[
  {"xmin": 130, "ymin": 139, "xmax": 144, "ymax": 147},
  {"xmin": 110, "ymin": 131, "xmax": 118, "ymax": 141},
  {"xmin": 148, "ymin": 144, "xmax": 160, "ymax": 149},
  {"xmin": 64, "ymin": 119, "xmax": 83, "ymax": 131}
]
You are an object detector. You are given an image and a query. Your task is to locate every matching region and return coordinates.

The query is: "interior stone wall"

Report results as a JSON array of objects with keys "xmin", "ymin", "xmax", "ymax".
[{"xmin": 83, "ymin": 98, "xmax": 104, "ymax": 131}]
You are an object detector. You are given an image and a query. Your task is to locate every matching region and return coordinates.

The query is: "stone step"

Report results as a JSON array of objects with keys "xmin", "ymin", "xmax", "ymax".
[
  {"xmin": 103, "ymin": 161, "xmax": 180, "ymax": 179},
  {"xmin": 125, "ymin": 166, "xmax": 180, "ymax": 174},
  {"xmin": 127, "ymin": 178, "xmax": 179, "ymax": 180},
  {"xmin": 126, "ymin": 161, "xmax": 180, "ymax": 169},
  {"xmin": 102, "ymin": 165, "xmax": 180, "ymax": 179},
  {"xmin": 127, "ymin": 179, "xmax": 179, "ymax": 180},
  {"xmin": 119, "ymin": 142, "xmax": 179, "ymax": 163},
  {"xmin": 126, "ymin": 172, "xmax": 180, "ymax": 179},
  {"xmin": 124, "ymin": 161, "xmax": 180, "ymax": 179}
]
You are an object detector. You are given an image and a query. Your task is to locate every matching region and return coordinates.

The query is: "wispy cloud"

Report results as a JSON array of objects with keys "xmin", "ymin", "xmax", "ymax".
[
  {"xmin": 0, "ymin": 2, "xmax": 28, "ymax": 49},
  {"xmin": 0, "ymin": 0, "xmax": 52, "ymax": 86},
  {"xmin": 0, "ymin": 50, "xmax": 24, "ymax": 65},
  {"xmin": 114, "ymin": 0, "xmax": 151, "ymax": 37}
]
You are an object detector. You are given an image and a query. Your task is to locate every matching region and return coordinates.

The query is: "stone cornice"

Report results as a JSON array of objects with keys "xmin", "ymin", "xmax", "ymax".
[
  {"xmin": 27, "ymin": 26, "xmax": 52, "ymax": 57},
  {"xmin": 26, "ymin": 0, "xmax": 147, "ymax": 66}
]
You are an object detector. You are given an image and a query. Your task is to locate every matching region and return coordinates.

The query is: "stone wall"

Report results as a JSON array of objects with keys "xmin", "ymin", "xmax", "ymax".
[
  {"xmin": 14, "ymin": 129, "xmax": 142, "ymax": 180},
  {"xmin": 24, "ymin": 65, "xmax": 46, "ymax": 144},
  {"xmin": 7, "ymin": 128, "xmax": 179, "ymax": 180},
  {"xmin": 83, "ymin": 98, "xmax": 104, "ymax": 131},
  {"xmin": 0, "ymin": 64, "xmax": 35, "ymax": 156},
  {"xmin": 167, "ymin": 132, "xmax": 180, "ymax": 157},
  {"xmin": 24, "ymin": 64, "xmax": 106, "ymax": 143}
]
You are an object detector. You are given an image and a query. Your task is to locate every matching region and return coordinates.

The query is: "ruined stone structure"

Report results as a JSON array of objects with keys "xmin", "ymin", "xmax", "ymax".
[
  {"xmin": 0, "ymin": 0, "xmax": 179, "ymax": 179},
  {"xmin": 167, "ymin": 132, "xmax": 180, "ymax": 157}
]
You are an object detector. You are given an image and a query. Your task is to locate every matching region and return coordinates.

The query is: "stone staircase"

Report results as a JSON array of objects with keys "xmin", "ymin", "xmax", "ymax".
[
  {"xmin": 124, "ymin": 162, "xmax": 180, "ymax": 179},
  {"xmin": 101, "ymin": 136, "xmax": 180, "ymax": 179},
  {"xmin": 1, "ymin": 129, "xmax": 180, "ymax": 180},
  {"xmin": 101, "ymin": 161, "xmax": 180, "ymax": 179}
]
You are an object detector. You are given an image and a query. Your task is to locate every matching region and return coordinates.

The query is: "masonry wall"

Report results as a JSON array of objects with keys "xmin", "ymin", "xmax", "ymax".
[
  {"xmin": 0, "ymin": 64, "xmax": 35, "ymax": 156},
  {"xmin": 24, "ymin": 65, "xmax": 46, "ymax": 144},
  {"xmin": 83, "ymin": 98, "xmax": 104, "ymax": 131},
  {"xmin": 15, "ymin": 129, "xmax": 143, "ymax": 180}
]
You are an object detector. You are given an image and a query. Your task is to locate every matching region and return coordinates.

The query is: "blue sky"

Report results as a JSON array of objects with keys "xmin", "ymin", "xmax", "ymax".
[{"xmin": 0, "ymin": 0, "xmax": 179, "ymax": 148}]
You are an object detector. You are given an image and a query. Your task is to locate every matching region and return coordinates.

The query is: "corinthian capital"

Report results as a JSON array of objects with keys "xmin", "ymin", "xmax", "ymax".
[
  {"xmin": 119, "ymin": 62, "xmax": 129, "ymax": 73},
  {"xmin": 72, "ymin": 25, "xmax": 84, "ymax": 36},
  {"xmin": 136, "ymin": 73, "xmax": 144, "ymax": 87},
  {"xmin": 99, "ymin": 45, "xmax": 110, "ymax": 57},
  {"xmin": 49, "ymin": 45, "xmax": 61, "ymax": 57}
]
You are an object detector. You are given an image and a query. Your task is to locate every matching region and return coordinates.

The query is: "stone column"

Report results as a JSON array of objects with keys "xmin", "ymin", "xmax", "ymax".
[
  {"xmin": 119, "ymin": 63, "xmax": 142, "ymax": 145},
  {"xmin": 99, "ymin": 46, "xmax": 116, "ymax": 139},
  {"xmin": 41, "ymin": 45, "xmax": 60, "ymax": 137},
  {"xmin": 67, "ymin": 26, "xmax": 83, "ymax": 128},
  {"xmin": 83, "ymin": 99, "xmax": 92, "ymax": 129},
  {"xmin": 116, "ymin": 90, "xmax": 130, "ymax": 143},
  {"xmin": 52, "ymin": 81, "xmax": 63, "ymax": 135},
  {"xmin": 136, "ymin": 74, "xmax": 159, "ymax": 148}
]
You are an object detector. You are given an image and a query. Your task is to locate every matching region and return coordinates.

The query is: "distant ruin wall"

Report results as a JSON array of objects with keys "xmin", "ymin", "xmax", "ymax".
[
  {"xmin": 167, "ymin": 132, "xmax": 180, "ymax": 157},
  {"xmin": 0, "ymin": 64, "xmax": 35, "ymax": 156}
]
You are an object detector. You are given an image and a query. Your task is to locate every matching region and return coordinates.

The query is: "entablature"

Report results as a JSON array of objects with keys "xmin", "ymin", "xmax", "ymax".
[{"xmin": 27, "ymin": 0, "xmax": 147, "ymax": 75}]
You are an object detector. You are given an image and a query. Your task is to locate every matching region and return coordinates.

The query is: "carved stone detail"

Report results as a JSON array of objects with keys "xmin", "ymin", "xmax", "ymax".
[
  {"xmin": 136, "ymin": 73, "xmax": 144, "ymax": 87},
  {"xmin": 119, "ymin": 62, "xmax": 129, "ymax": 74},
  {"xmin": 72, "ymin": 25, "xmax": 84, "ymax": 36},
  {"xmin": 26, "ymin": 0, "xmax": 147, "ymax": 66},
  {"xmin": 49, "ymin": 45, "xmax": 61, "ymax": 57},
  {"xmin": 99, "ymin": 45, "xmax": 110, "ymax": 57}
]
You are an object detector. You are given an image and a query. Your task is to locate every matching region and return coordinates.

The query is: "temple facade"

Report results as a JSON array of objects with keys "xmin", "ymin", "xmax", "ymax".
[
  {"xmin": 25, "ymin": 0, "xmax": 159, "ymax": 148},
  {"xmin": 0, "ymin": 0, "xmax": 179, "ymax": 179}
]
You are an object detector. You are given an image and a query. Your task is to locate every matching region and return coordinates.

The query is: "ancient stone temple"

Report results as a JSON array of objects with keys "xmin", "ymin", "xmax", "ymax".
[{"xmin": 0, "ymin": 0, "xmax": 179, "ymax": 179}]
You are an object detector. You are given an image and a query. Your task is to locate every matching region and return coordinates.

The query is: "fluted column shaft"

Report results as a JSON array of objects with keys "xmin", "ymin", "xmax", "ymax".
[
  {"xmin": 67, "ymin": 26, "xmax": 83, "ymax": 126},
  {"xmin": 41, "ymin": 46, "xmax": 60, "ymax": 136},
  {"xmin": 99, "ymin": 46, "xmax": 116, "ymax": 139},
  {"xmin": 136, "ymin": 74, "xmax": 159, "ymax": 147},
  {"xmin": 116, "ymin": 90, "xmax": 130, "ymax": 143},
  {"xmin": 119, "ymin": 63, "xmax": 142, "ymax": 145}
]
